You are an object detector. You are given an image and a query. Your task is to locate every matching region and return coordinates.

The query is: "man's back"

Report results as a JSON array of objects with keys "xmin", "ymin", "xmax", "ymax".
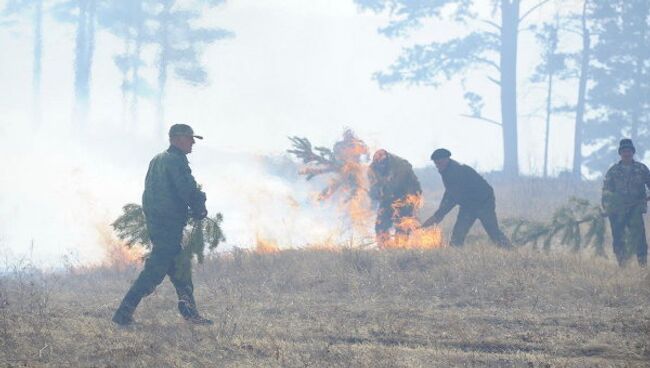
[
  {"xmin": 369, "ymin": 153, "xmax": 421, "ymax": 205},
  {"xmin": 142, "ymin": 146, "xmax": 198, "ymax": 222},
  {"xmin": 441, "ymin": 160, "xmax": 493, "ymax": 208}
]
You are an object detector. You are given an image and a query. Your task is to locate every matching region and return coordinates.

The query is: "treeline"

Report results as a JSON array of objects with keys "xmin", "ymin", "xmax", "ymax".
[
  {"xmin": 356, "ymin": 0, "xmax": 650, "ymax": 177},
  {"xmin": 3, "ymin": 1, "xmax": 648, "ymax": 177},
  {"xmin": 1, "ymin": 0, "xmax": 232, "ymax": 133}
]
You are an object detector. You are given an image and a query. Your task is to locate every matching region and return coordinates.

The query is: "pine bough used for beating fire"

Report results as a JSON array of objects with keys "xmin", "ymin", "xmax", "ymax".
[
  {"xmin": 504, "ymin": 196, "xmax": 650, "ymax": 255},
  {"xmin": 287, "ymin": 135, "xmax": 369, "ymax": 202},
  {"xmin": 111, "ymin": 203, "xmax": 225, "ymax": 264},
  {"xmin": 287, "ymin": 136, "xmax": 340, "ymax": 180}
]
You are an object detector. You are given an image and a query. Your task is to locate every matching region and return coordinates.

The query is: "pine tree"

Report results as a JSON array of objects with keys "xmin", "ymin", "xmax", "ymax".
[
  {"xmin": 152, "ymin": 0, "xmax": 232, "ymax": 137},
  {"xmin": 584, "ymin": 0, "xmax": 650, "ymax": 174},
  {"xmin": 2, "ymin": 0, "xmax": 45, "ymax": 127},
  {"xmin": 356, "ymin": 0, "xmax": 554, "ymax": 177}
]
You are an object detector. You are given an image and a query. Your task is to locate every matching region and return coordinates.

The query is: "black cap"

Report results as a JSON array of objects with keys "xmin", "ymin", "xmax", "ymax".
[
  {"xmin": 430, "ymin": 148, "xmax": 451, "ymax": 161},
  {"xmin": 618, "ymin": 138, "xmax": 635, "ymax": 154},
  {"xmin": 169, "ymin": 123, "xmax": 203, "ymax": 140}
]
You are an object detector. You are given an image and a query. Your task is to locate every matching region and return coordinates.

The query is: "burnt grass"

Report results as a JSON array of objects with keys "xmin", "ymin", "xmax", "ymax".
[{"xmin": 1, "ymin": 245, "xmax": 649, "ymax": 367}]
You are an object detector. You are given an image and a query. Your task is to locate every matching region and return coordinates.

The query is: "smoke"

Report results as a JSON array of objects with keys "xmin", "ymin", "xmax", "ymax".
[{"xmin": 0, "ymin": 121, "xmax": 376, "ymax": 267}]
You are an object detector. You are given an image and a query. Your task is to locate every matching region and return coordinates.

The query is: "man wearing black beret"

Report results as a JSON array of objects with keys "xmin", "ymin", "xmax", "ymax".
[{"xmin": 423, "ymin": 149, "xmax": 511, "ymax": 248}]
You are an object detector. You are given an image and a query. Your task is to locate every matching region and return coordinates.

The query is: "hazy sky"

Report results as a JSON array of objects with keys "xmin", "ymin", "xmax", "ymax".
[{"xmin": 0, "ymin": 0, "xmax": 579, "ymax": 264}]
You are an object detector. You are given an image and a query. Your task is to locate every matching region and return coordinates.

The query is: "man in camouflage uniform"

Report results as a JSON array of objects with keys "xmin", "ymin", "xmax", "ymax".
[
  {"xmin": 602, "ymin": 139, "xmax": 650, "ymax": 267},
  {"xmin": 112, "ymin": 124, "xmax": 212, "ymax": 326},
  {"xmin": 423, "ymin": 149, "xmax": 511, "ymax": 248},
  {"xmin": 369, "ymin": 149, "xmax": 422, "ymax": 246}
]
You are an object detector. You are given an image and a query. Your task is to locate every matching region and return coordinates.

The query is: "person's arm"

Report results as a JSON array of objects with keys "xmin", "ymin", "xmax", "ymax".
[
  {"xmin": 169, "ymin": 157, "xmax": 207, "ymax": 219},
  {"xmin": 423, "ymin": 190, "xmax": 456, "ymax": 227}
]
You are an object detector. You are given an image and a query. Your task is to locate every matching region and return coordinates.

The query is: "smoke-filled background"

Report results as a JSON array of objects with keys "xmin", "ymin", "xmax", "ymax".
[{"xmin": 0, "ymin": 0, "xmax": 648, "ymax": 266}]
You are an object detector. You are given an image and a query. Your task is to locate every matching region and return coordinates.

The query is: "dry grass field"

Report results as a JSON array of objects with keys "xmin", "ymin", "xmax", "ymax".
[{"xmin": 1, "ymin": 245, "xmax": 648, "ymax": 367}]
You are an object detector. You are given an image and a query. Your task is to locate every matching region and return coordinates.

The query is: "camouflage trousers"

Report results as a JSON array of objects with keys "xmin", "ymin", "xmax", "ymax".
[
  {"xmin": 375, "ymin": 203, "xmax": 415, "ymax": 236},
  {"xmin": 451, "ymin": 201, "xmax": 511, "ymax": 248},
  {"xmin": 114, "ymin": 217, "xmax": 198, "ymax": 320},
  {"xmin": 608, "ymin": 208, "xmax": 648, "ymax": 267}
]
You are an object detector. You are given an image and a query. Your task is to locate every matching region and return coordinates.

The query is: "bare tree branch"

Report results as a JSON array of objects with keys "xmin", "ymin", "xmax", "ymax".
[
  {"xmin": 519, "ymin": 0, "xmax": 553, "ymax": 24},
  {"xmin": 480, "ymin": 19, "xmax": 502, "ymax": 31},
  {"xmin": 460, "ymin": 114, "xmax": 502, "ymax": 126},
  {"xmin": 476, "ymin": 57, "xmax": 501, "ymax": 72},
  {"xmin": 487, "ymin": 76, "xmax": 501, "ymax": 86}
]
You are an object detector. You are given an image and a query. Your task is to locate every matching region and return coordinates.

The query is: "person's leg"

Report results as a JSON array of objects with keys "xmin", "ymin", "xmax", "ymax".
[
  {"xmin": 113, "ymin": 218, "xmax": 183, "ymax": 324},
  {"xmin": 375, "ymin": 205, "xmax": 393, "ymax": 247},
  {"xmin": 394, "ymin": 204, "xmax": 417, "ymax": 235},
  {"xmin": 477, "ymin": 202, "xmax": 512, "ymax": 249},
  {"xmin": 168, "ymin": 249, "xmax": 198, "ymax": 319},
  {"xmin": 627, "ymin": 210, "xmax": 648, "ymax": 266},
  {"xmin": 609, "ymin": 213, "xmax": 627, "ymax": 267},
  {"xmin": 450, "ymin": 207, "xmax": 477, "ymax": 247},
  {"xmin": 113, "ymin": 243, "xmax": 179, "ymax": 323}
]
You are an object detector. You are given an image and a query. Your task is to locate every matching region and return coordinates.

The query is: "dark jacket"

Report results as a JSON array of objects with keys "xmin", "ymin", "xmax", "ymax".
[
  {"xmin": 369, "ymin": 153, "xmax": 422, "ymax": 208},
  {"xmin": 433, "ymin": 160, "xmax": 494, "ymax": 221},
  {"xmin": 602, "ymin": 160, "xmax": 650, "ymax": 214},
  {"xmin": 142, "ymin": 145, "xmax": 205, "ymax": 223}
]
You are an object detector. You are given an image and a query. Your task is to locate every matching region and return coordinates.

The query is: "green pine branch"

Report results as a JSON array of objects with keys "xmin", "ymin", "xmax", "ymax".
[
  {"xmin": 111, "ymin": 203, "xmax": 225, "ymax": 264},
  {"xmin": 504, "ymin": 197, "xmax": 607, "ymax": 254}
]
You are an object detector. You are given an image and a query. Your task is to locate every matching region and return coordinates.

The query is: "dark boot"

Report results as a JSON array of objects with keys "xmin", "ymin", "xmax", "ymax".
[
  {"xmin": 178, "ymin": 296, "xmax": 197, "ymax": 319},
  {"xmin": 112, "ymin": 312, "xmax": 135, "ymax": 326},
  {"xmin": 112, "ymin": 303, "xmax": 136, "ymax": 326},
  {"xmin": 112, "ymin": 292, "xmax": 142, "ymax": 326},
  {"xmin": 185, "ymin": 315, "xmax": 214, "ymax": 325}
]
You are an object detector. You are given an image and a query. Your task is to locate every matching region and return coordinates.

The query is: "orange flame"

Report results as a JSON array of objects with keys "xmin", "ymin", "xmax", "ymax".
[
  {"xmin": 255, "ymin": 236, "xmax": 281, "ymax": 254},
  {"xmin": 378, "ymin": 194, "xmax": 445, "ymax": 250},
  {"xmin": 380, "ymin": 226, "xmax": 445, "ymax": 250},
  {"xmin": 96, "ymin": 224, "xmax": 145, "ymax": 269}
]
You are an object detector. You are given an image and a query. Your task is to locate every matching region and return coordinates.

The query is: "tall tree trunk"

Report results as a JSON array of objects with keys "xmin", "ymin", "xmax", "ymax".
[
  {"xmin": 629, "ymin": 0, "xmax": 648, "ymax": 152},
  {"xmin": 120, "ymin": 32, "xmax": 131, "ymax": 127},
  {"xmin": 130, "ymin": 4, "xmax": 144, "ymax": 124},
  {"xmin": 500, "ymin": 0, "xmax": 520, "ymax": 177},
  {"xmin": 573, "ymin": 0, "xmax": 590, "ymax": 180},
  {"xmin": 32, "ymin": 0, "xmax": 43, "ymax": 127},
  {"xmin": 73, "ymin": 0, "xmax": 96, "ymax": 126},
  {"xmin": 156, "ymin": 0, "xmax": 171, "ymax": 139},
  {"xmin": 73, "ymin": 0, "xmax": 88, "ymax": 124},
  {"xmin": 543, "ymin": 69, "xmax": 554, "ymax": 178}
]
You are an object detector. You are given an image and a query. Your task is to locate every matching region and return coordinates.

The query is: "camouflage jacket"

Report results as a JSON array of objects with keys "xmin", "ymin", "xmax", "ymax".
[
  {"xmin": 369, "ymin": 153, "xmax": 422, "ymax": 208},
  {"xmin": 142, "ymin": 145, "xmax": 206, "ymax": 223},
  {"xmin": 433, "ymin": 160, "xmax": 494, "ymax": 221},
  {"xmin": 602, "ymin": 160, "xmax": 650, "ymax": 214}
]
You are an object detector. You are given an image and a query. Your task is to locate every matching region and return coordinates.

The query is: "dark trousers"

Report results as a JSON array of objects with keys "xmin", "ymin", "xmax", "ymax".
[
  {"xmin": 609, "ymin": 208, "xmax": 648, "ymax": 266},
  {"xmin": 114, "ymin": 217, "xmax": 198, "ymax": 320},
  {"xmin": 451, "ymin": 201, "xmax": 511, "ymax": 248}
]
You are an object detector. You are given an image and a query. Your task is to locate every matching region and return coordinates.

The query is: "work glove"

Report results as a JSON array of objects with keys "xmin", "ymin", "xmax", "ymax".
[{"xmin": 190, "ymin": 191, "xmax": 208, "ymax": 220}]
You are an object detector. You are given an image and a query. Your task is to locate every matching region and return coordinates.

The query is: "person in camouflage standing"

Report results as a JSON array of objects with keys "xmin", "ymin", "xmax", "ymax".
[
  {"xmin": 602, "ymin": 139, "xmax": 650, "ymax": 267},
  {"xmin": 423, "ymin": 148, "xmax": 511, "ymax": 248},
  {"xmin": 112, "ymin": 124, "xmax": 213, "ymax": 326},
  {"xmin": 369, "ymin": 149, "xmax": 422, "ymax": 247}
]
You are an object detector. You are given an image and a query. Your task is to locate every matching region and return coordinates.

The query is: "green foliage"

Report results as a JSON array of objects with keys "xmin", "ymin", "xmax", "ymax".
[
  {"xmin": 584, "ymin": 0, "xmax": 650, "ymax": 173},
  {"xmin": 504, "ymin": 197, "xmax": 607, "ymax": 255},
  {"xmin": 111, "ymin": 203, "xmax": 225, "ymax": 263},
  {"xmin": 111, "ymin": 203, "xmax": 150, "ymax": 247}
]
